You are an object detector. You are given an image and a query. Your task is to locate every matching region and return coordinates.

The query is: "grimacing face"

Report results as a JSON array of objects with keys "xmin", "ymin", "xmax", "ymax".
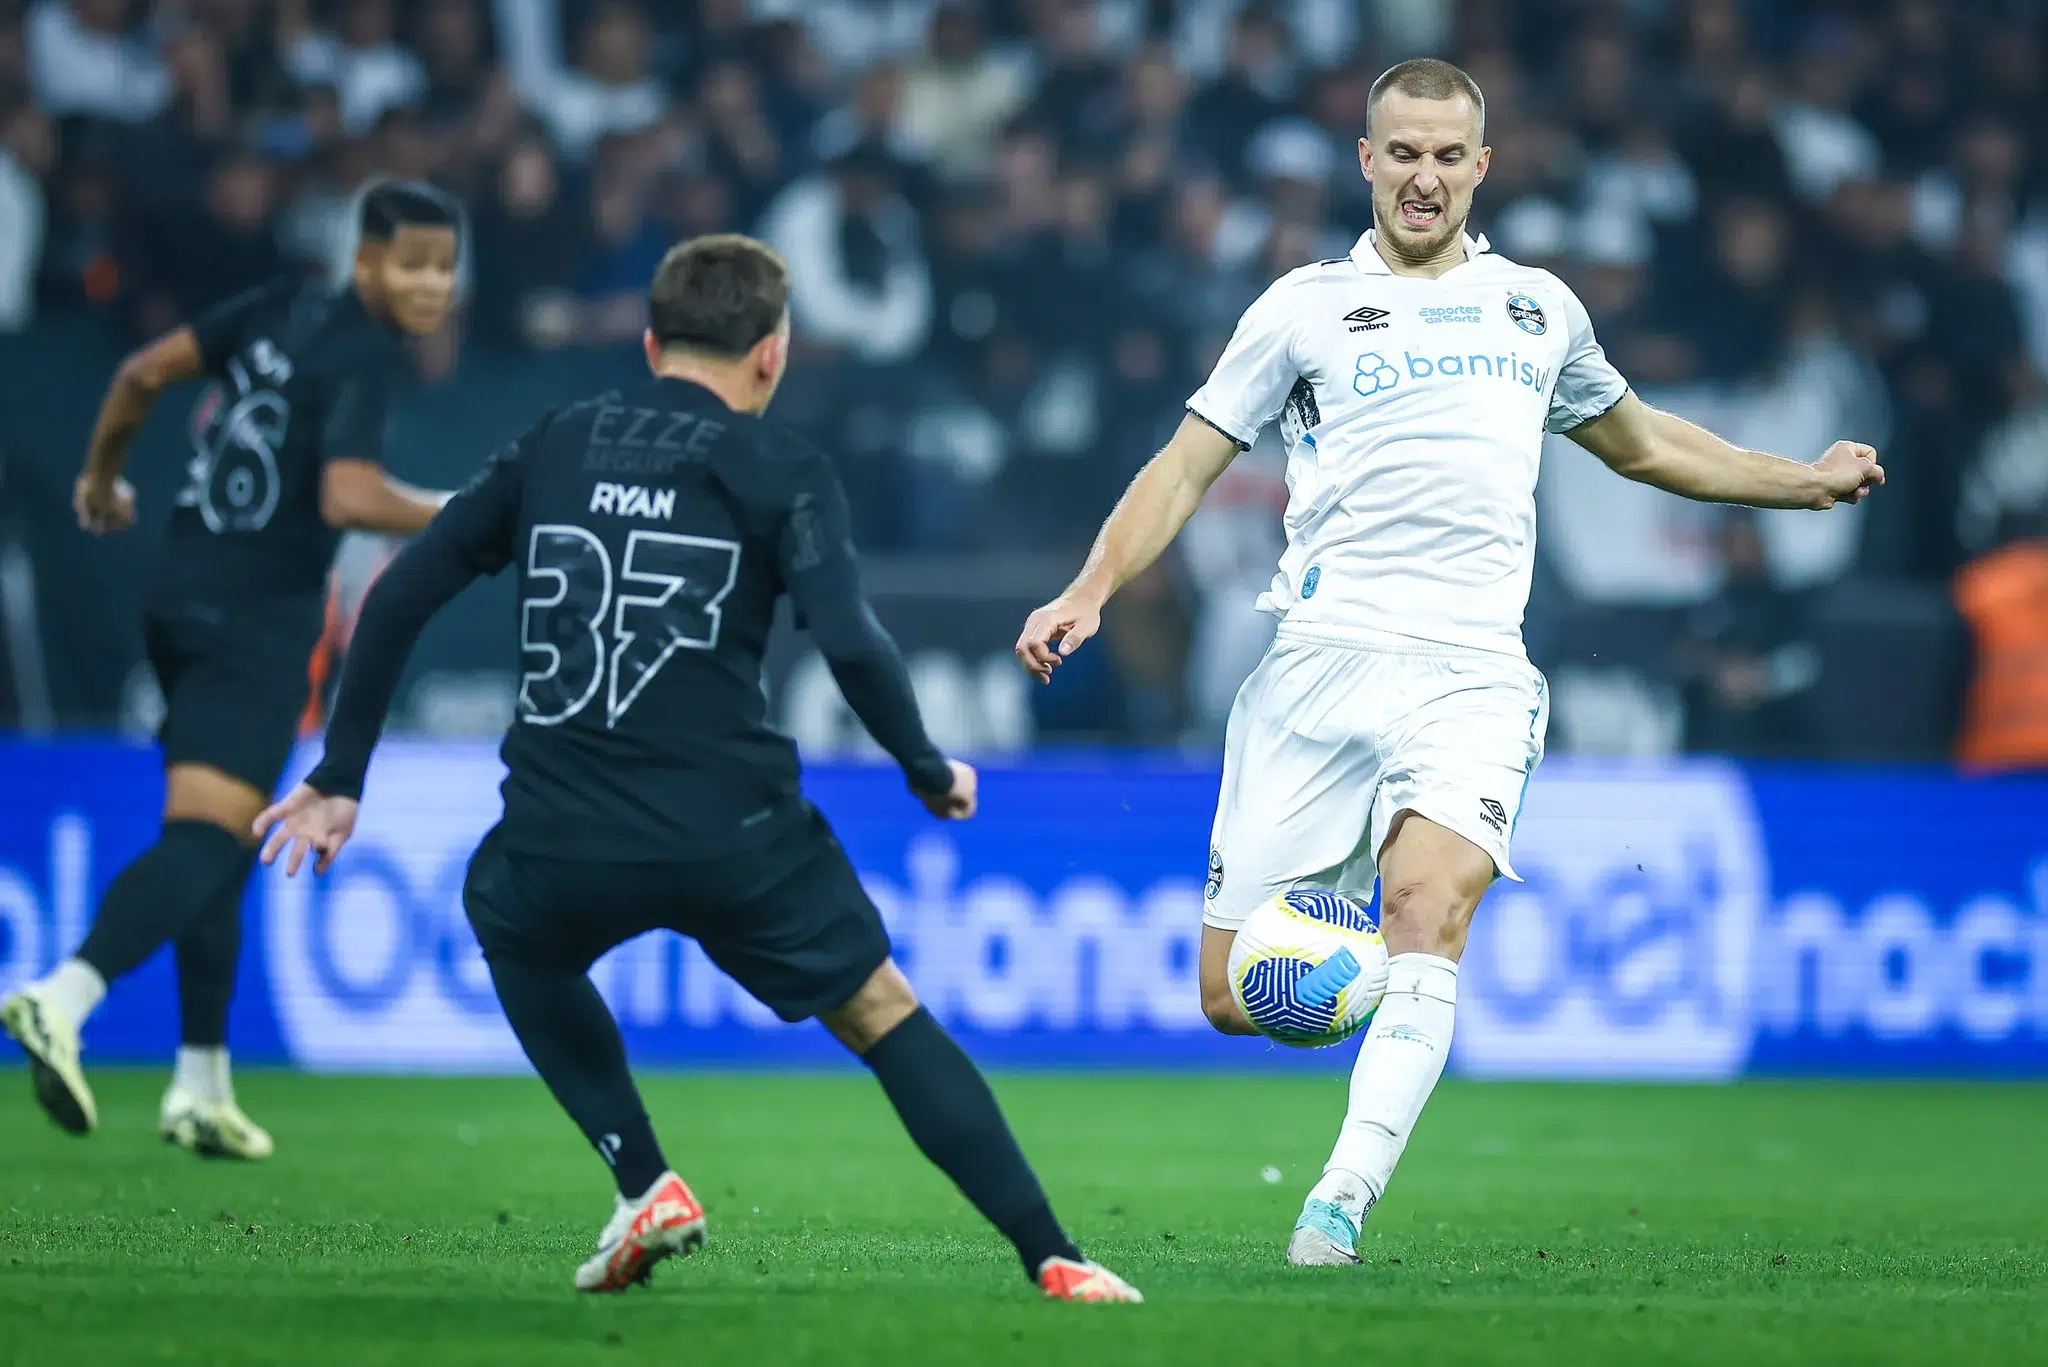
[{"xmin": 1358, "ymin": 88, "xmax": 1490, "ymax": 265}]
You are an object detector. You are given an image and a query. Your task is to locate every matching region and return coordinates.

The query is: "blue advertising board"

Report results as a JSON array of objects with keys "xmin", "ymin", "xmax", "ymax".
[{"xmin": 2, "ymin": 739, "xmax": 2046, "ymax": 1076}]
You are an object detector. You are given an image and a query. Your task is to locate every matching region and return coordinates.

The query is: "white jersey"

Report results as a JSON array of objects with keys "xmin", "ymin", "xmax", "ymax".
[{"xmin": 1186, "ymin": 230, "xmax": 1629, "ymax": 656}]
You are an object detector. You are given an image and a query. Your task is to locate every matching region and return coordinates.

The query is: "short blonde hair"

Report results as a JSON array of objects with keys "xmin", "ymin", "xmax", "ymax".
[{"xmin": 1368, "ymin": 58, "xmax": 1487, "ymax": 141}]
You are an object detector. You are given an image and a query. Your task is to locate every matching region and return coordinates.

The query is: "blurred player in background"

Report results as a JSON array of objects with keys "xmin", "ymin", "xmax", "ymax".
[
  {"xmin": 1017, "ymin": 59, "xmax": 1884, "ymax": 1266},
  {"xmin": 251, "ymin": 236, "xmax": 1140, "ymax": 1302},
  {"xmin": 1, "ymin": 181, "xmax": 462, "ymax": 1159}
]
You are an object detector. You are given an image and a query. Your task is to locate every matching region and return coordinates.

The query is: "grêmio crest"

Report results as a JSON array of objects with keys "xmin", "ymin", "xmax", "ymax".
[{"xmin": 1505, "ymin": 294, "xmax": 1547, "ymax": 335}]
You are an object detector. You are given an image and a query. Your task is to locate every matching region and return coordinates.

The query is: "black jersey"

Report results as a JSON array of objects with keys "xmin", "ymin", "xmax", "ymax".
[
  {"xmin": 157, "ymin": 276, "xmax": 404, "ymax": 607},
  {"xmin": 305, "ymin": 376, "xmax": 952, "ymax": 861}
]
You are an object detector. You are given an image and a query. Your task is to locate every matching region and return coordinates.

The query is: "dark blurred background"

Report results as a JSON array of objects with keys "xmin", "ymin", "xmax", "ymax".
[{"xmin": 1, "ymin": 0, "xmax": 2045, "ymax": 766}]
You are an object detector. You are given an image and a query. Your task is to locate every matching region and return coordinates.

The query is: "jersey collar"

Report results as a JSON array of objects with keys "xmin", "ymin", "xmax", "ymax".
[{"xmin": 1349, "ymin": 228, "xmax": 1490, "ymax": 277}]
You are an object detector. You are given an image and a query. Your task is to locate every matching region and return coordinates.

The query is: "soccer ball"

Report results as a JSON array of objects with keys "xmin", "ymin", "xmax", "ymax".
[{"xmin": 1228, "ymin": 890, "xmax": 1390, "ymax": 1048}]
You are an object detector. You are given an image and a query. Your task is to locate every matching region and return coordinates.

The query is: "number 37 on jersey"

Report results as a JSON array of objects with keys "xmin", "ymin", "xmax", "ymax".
[{"xmin": 518, "ymin": 525, "xmax": 741, "ymax": 729}]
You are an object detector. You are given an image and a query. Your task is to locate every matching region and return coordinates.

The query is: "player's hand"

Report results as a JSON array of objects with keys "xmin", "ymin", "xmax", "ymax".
[
  {"xmin": 1811, "ymin": 441, "xmax": 1883, "ymax": 509},
  {"xmin": 253, "ymin": 783, "xmax": 360, "ymax": 876},
  {"xmin": 73, "ymin": 474, "xmax": 137, "ymax": 534},
  {"xmin": 1015, "ymin": 594, "xmax": 1104, "ymax": 684},
  {"xmin": 917, "ymin": 760, "xmax": 977, "ymax": 821}
]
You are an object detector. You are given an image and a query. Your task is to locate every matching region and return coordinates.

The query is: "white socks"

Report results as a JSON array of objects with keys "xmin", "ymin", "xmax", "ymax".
[
  {"xmin": 1313, "ymin": 952, "xmax": 1459, "ymax": 1225},
  {"xmin": 34, "ymin": 960, "xmax": 236, "ymax": 1107},
  {"xmin": 40, "ymin": 958, "xmax": 107, "ymax": 1026},
  {"xmin": 174, "ymin": 1045, "xmax": 233, "ymax": 1105}
]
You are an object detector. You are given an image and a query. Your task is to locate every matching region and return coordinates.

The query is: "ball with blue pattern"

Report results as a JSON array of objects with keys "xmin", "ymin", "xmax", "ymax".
[{"xmin": 1227, "ymin": 890, "xmax": 1390, "ymax": 1048}]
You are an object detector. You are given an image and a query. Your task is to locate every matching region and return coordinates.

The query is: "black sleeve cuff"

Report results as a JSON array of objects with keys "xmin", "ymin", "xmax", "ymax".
[
  {"xmin": 1185, "ymin": 406, "xmax": 1253, "ymax": 450},
  {"xmin": 302, "ymin": 759, "xmax": 364, "ymax": 802},
  {"xmin": 904, "ymin": 752, "xmax": 954, "ymax": 797}
]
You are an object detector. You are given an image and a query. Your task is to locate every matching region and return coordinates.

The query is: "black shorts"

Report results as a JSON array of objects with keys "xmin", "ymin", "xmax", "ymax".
[
  {"xmin": 462, "ymin": 806, "xmax": 891, "ymax": 1023},
  {"xmin": 143, "ymin": 595, "xmax": 320, "ymax": 794}
]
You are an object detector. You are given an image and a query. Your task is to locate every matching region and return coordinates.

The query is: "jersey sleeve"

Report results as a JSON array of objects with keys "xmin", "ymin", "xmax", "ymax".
[
  {"xmin": 187, "ymin": 280, "xmax": 290, "ymax": 375},
  {"xmin": 301, "ymin": 429, "xmax": 530, "ymax": 799},
  {"xmin": 1185, "ymin": 278, "xmax": 1301, "ymax": 448},
  {"xmin": 1544, "ymin": 281, "xmax": 1630, "ymax": 434},
  {"xmin": 430, "ymin": 428, "xmax": 529, "ymax": 574},
  {"xmin": 776, "ymin": 449, "xmax": 857, "ymax": 600},
  {"xmin": 777, "ymin": 450, "xmax": 954, "ymax": 796},
  {"xmin": 320, "ymin": 361, "xmax": 395, "ymax": 467}
]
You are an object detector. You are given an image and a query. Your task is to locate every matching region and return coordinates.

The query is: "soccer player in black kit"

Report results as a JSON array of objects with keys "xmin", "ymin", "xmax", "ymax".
[
  {"xmin": 250, "ymin": 235, "xmax": 1141, "ymax": 1302},
  {"xmin": 2, "ymin": 182, "xmax": 463, "ymax": 1160}
]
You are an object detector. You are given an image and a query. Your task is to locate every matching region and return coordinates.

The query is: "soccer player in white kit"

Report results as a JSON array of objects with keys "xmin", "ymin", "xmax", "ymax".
[{"xmin": 1015, "ymin": 58, "xmax": 1884, "ymax": 1266}]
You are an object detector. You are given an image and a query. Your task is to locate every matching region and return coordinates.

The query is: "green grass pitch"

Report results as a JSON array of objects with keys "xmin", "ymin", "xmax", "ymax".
[{"xmin": 2, "ymin": 1071, "xmax": 2042, "ymax": 1365}]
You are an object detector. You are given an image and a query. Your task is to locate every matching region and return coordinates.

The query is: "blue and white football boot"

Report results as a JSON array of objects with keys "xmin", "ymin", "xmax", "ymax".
[{"xmin": 1287, "ymin": 1197, "xmax": 1363, "ymax": 1266}]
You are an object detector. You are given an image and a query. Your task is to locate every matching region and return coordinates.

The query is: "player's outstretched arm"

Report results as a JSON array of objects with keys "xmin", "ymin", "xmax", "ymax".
[
  {"xmin": 73, "ymin": 328, "xmax": 207, "ymax": 534},
  {"xmin": 317, "ymin": 358, "xmax": 450, "ymax": 534},
  {"xmin": 291, "ymin": 522, "xmax": 486, "ymax": 821},
  {"xmin": 803, "ymin": 591, "xmax": 960, "ymax": 807},
  {"xmin": 321, "ymin": 459, "xmax": 451, "ymax": 534},
  {"xmin": 1568, "ymin": 391, "xmax": 1883, "ymax": 510},
  {"xmin": 780, "ymin": 450, "xmax": 970, "ymax": 815},
  {"xmin": 289, "ymin": 441, "xmax": 525, "ymax": 836},
  {"xmin": 1015, "ymin": 413, "xmax": 1240, "ymax": 683}
]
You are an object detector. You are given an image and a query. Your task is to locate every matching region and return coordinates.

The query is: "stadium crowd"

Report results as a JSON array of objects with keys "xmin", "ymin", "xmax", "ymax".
[{"xmin": 3, "ymin": 0, "xmax": 2047, "ymax": 758}]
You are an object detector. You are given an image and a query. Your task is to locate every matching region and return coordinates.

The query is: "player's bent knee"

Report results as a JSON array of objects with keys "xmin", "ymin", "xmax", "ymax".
[
  {"xmin": 1378, "ymin": 879, "xmax": 1478, "ymax": 959},
  {"xmin": 1195, "ymin": 923, "xmax": 1257, "ymax": 1034},
  {"xmin": 164, "ymin": 764, "xmax": 269, "ymax": 847},
  {"xmin": 1199, "ymin": 982, "xmax": 1257, "ymax": 1035},
  {"xmin": 821, "ymin": 959, "xmax": 921, "ymax": 1056}
]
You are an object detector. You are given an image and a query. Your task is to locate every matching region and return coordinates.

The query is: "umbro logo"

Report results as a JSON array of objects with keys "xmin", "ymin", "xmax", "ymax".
[
  {"xmin": 1479, "ymin": 798, "xmax": 1508, "ymax": 833},
  {"xmin": 1344, "ymin": 305, "xmax": 1390, "ymax": 333}
]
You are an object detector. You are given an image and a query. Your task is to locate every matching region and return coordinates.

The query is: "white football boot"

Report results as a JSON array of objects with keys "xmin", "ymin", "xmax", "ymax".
[
  {"xmin": 574, "ymin": 1171, "xmax": 707, "ymax": 1292},
  {"xmin": 160, "ymin": 1083, "xmax": 275, "ymax": 1160},
  {"xmin": 1, "ymin": 984, "xmax": 97, "ymax": 1134}
]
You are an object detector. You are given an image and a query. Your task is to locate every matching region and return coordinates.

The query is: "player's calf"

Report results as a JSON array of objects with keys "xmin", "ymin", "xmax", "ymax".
[
  {"xmin": 830, "ymin": 961, "xmax": 1138, "ymax": 1299},
  {"xmin": 1297, "ymin": 814, "xmax": 1489, "ymax": 1262}
]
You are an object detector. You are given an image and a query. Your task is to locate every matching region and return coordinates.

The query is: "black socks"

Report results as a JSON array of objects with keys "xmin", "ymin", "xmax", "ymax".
[
  {"xmin": 861, "ymin": 1007, "xmax": 1083, "ymax": 1278},
  {"xmin": 485, "ymin": 953, "xmax": 669, "ymax": 1199},
  {"xmin": 486, "ymin": 953, "xmax": 1081, "ymax": 1270},
  {"xmin": 77, "ymin": 819, "xmax": 254, "ymax": 990},
  {"xmin": 173, "ymin": 870, "xmax": 249, "ymax": 1047}
]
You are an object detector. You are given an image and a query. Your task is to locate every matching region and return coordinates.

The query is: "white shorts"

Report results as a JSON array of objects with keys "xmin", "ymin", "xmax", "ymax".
[{"xmin": 1203, "ymin": 629, "xmax": 1550, "ymax": 931}]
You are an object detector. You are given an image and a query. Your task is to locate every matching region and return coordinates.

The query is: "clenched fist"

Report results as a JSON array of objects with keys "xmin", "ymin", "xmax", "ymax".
[{"xmin": 1811, "ymin": 441, "xmax": 1884, "ymax": 510}]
